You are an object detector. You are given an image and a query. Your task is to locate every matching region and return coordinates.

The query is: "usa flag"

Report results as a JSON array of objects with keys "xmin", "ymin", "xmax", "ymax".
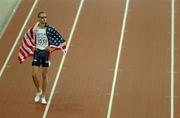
[{"xmin": 18, "ymin": 22, "xmax": 66, "ymax": 63}]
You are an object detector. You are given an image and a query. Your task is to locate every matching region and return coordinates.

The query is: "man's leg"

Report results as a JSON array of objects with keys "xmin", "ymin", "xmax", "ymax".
[
  {"xmin": 41, "ymin": 67, "xmax": 48, "ymax": 104},
  {"xmin": 32, "ymin": 66, "xmax": 41, "ymax": 92},
  {"xmin": 32, "ymin": 66, "xmax": 42, "ymax": 103}
]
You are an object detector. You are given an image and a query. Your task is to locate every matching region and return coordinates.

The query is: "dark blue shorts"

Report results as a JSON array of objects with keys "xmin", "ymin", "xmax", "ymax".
[{"xmin": 32, "ymin": 49, "xmax": 50, "ymax": 67}]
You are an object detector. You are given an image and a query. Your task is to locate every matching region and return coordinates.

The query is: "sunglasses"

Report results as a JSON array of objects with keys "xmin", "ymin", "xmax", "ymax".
[{"xmin": 39, "ymin": 16, "xmax": 47, "ymax": 19}]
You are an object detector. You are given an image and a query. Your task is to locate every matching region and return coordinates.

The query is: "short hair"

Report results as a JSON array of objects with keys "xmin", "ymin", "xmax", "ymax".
[{"xmin": 38, "ymin": 11, "xmax": 46, "ymax": 18}]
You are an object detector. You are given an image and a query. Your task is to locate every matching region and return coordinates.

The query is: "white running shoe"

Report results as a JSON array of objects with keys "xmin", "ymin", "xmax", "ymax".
[
  {"xmin": 34, "ymin": 90, "xmax": 42, "ymax": 103},
  {"xmin": 41, "ymin": 97, "xmax": 47, "ymax": 105}
]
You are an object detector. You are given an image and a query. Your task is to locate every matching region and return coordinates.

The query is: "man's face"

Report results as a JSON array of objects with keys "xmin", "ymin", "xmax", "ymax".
[{"xmin": 38, "ymin": 13, "xmax": 47, "ymax": 24}]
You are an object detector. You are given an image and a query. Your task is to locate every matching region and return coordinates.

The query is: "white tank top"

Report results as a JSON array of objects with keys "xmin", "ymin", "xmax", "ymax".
[{"xmin": 35, "ymin": 27, "xmax": 48, "ymax": 50}]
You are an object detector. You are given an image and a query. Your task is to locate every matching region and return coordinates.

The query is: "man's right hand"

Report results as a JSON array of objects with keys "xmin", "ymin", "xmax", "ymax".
[{"xmin": 32, "ymin": 47, "xmax": 36, "ymax": 52}]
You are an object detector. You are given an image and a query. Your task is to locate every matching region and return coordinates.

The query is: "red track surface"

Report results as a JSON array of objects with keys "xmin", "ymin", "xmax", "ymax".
[{"xmin": 0, "ymin": 0, "xmax": 179, "ymax": 118}]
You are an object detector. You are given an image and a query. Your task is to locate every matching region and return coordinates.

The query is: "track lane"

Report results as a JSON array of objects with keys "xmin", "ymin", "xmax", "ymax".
[
  {"xmin": 46, "ymin": 0, "xmax": 126, "ymax": 117},
  {"xmin": 110, "ymin": 0, "xmax": 171, "ymax": 117}
]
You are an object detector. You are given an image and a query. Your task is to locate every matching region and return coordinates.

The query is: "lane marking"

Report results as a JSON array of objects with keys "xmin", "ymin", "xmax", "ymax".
[
  {"xmin": 170, "ymin": 0, "xmax": 175, "ymax": 118},
  {"xmin": 0, "ymin": 0, "xmax": 22, "ymax": 39},
  {"xmin": 106, "ymin": 0, "xmax": 130, "ymax": 118},
  {"xmin": 42, "ymin": 0, "xmax": 85, "ymax": 117},
  {"xmin": 0, "ymin": 0, "xmax": 39, "ymax": 78}
]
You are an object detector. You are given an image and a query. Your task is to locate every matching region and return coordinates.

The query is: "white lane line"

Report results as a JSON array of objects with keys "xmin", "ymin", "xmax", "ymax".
[
  {"xmin": 42, "ymin": 0, "xmax": 85, "ymax": 117},
  {"xmin": 0, "ymin": 0, "xmax": 39, "ymax": 78},
  {"xmin": 170, "ymin": 0, "xmax": 175, "ymax": 118},
  {"xmin": 0, "ymin": 0, "xmax": 22, "ymax": 39},
  {"xmin": 106, "ymin": 0, "xmax": 130, "ymax": 118}
]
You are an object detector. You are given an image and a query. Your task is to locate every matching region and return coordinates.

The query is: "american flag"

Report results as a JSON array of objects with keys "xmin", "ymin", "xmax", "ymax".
[{"xmin": 18, "ymin": 22, "xmax": 66, "ymax": 63}]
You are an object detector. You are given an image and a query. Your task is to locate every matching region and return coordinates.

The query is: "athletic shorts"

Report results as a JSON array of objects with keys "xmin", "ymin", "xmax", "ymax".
[{"xmin": 32, "ymin": 49, "xmax": 50, "ymax": 67}]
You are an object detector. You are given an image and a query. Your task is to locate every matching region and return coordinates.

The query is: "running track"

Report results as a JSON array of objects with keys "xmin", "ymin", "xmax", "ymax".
[{"xmin": 0, "ymin": 0, "xmax": 179, "ymax": 118}]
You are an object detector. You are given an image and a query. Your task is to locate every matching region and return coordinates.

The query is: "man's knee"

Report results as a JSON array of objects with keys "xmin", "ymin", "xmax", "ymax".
[
  {"xmin": 32, "ymin": 66, "xmax": 39, "ymax": 78},
  {"xmin": 42, "ymin": 67, "xmax": 48, "ymax": 79},
  {"xmin": 32, "ymin": 73, "xmax": 37, "ymax": 78},
  {"xmin": 32, "ymin": 70, "xmax": 38, "ymax": 78},
  {"xmin": 42, "ymin": 71, "xmax": 48, "ymax": 79}
]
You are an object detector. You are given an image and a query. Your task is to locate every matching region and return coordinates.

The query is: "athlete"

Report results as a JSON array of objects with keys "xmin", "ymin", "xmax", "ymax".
[{"xmin": 18, "ymin": 11, "xmax": 66, "ymax": 104}]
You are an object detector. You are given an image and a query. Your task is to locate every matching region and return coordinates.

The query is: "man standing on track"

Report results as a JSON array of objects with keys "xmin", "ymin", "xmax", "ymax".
[{"xmin": 18, "ymin": 11, "xmax": 66, "ymax": 105}]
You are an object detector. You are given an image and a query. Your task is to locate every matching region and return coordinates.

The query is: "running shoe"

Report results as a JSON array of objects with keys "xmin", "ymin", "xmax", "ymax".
[
  {"xmin": 34, "ymin": 90, "xmax": 42, "ymax": 103},
  {"xmin": 41, "ymin": 97, "xmax": 47, "ymax": 105}
]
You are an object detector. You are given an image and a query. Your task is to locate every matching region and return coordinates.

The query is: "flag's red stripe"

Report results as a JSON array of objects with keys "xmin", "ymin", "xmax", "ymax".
[
  {"xmin": 26, "ymin": 33, "xmax": 34, "ymax": 46},
  {"xmin": 62, "ymin": 45, "xmax": 66, "ymax": 49},
  {"xmin": 19, "ymin": 48, "xmax": 26, "ymax": 60},
  {"xmin": 23, "ymin": 37, "xmax": 33, "ymax": 50},
  {"xmin": 21, "ymin": 42, "xmax": 29, "ymax": 55},
  {"xmin": 18, "ymin": 56, "xmax": 22, "ymax": 63},
  {"xmin": 30, "ymin": 28, "xmax": 34, "ymax": 41}
]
